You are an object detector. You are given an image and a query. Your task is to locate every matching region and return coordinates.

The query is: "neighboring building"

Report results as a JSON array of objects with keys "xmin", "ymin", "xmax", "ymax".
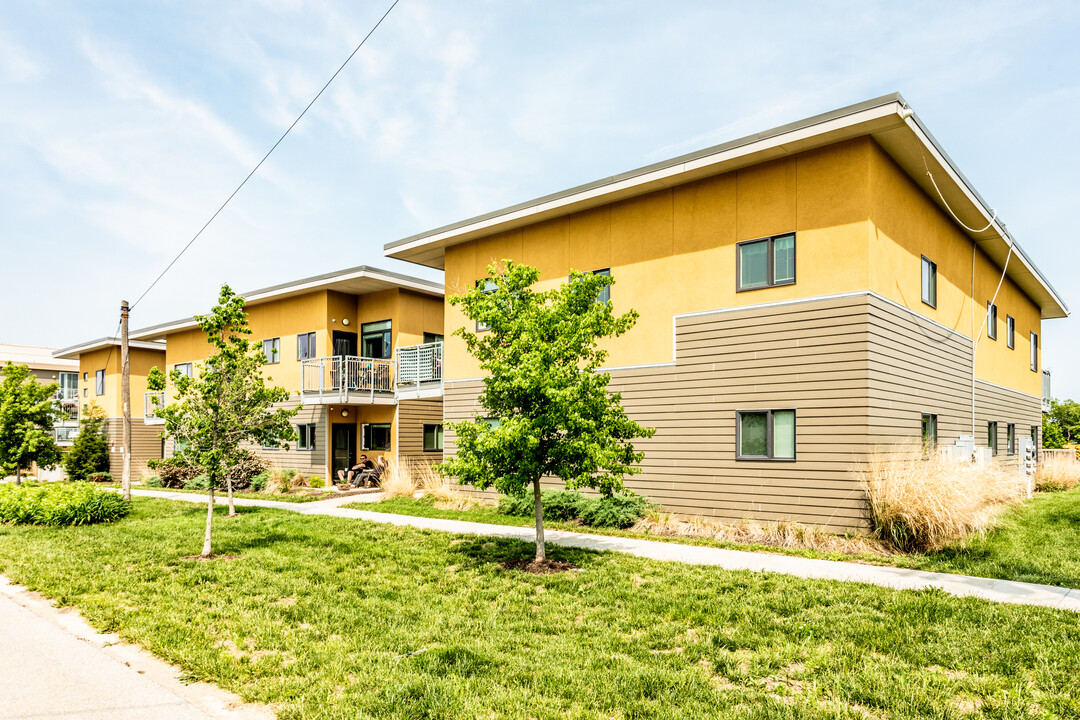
[
  {"xmin": 384, "ymin": 93, "xmax": 1068, "ymax": 530},
  {"xmin": 0, "ymin": 344, "xmax": 80, "ymax": 468},
  {"xmin": 127, "ymin": 265, "xmax": 445, "ymax": 481},
  {"xmin": 52, "ymin": 338, "xmax": 168, "ymax": 478}
]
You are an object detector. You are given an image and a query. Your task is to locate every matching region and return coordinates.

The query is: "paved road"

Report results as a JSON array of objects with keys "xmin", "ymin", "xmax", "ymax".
[
  {"xmin": 0, "ymin": 577, "xmax": 273, "ymax": 720},
  {"xmin": 133, "ymin": 489, "xmax": 1080, "ymax": 613}
]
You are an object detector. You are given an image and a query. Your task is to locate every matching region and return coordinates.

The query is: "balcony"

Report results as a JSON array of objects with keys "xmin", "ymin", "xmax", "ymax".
[
  {"xmin": 53, "ymin": 425, "xmax": 79, "ymax": 445},
  {"xmin": 145, "ymin": 391, "xmax": 165, "ymax": 425},
  {"xmin": 300, "ymin": 355, "xmax": 395, "ymax": 405},
  {"xmin": 396, "ymin": 342, "xmax": 443, "ymax": 400},
  {"xmin": 1043, "ymin": 370, "xmax": 1052, "ymax": 414}
]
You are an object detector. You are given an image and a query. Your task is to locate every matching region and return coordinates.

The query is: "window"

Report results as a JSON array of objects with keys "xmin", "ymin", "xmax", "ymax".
[
  {"xmin": 737, "ymin": 233, "xmax": 795, "ymax": 291},
  {"xmin": 423, "ymin": 424, "xmax": 444, "ymax": 452},
  {"xmin": 361, "ymin": 320, "xmax": 392, "ymax": 359},
  {"xmin": 1030, "ymin": 332, "xmax": 1038, "ymax": 372},
  {"xmin": 1031, "ymin": 425, "xmax": 1040, "ymax": 461},
  {"xmin": 58, "ymin": 372, "xmax": 78, "ymax": 401},
  {"xmin": 921, "ymin": 414, "xmax": 938, "ymax": 454},
  {"xmin": 297, "ymin": 423, "xmax": 316, "ymax": 451},
  {"xmin": 988, "ymin": 421, "xmax": 998, "ymax": 456},
  {"xmin": 297, "ymin": 332, "xmax": 317, "ymax": 360},
  {"xmin": 1006, "ymin": 315, "xmax": 1015, "ymax": 349},
  {"xmin": 483, "ymin": 417, "xmax": 501, "ymax": 430},
  {"xmin": 83, "ymin": 388, "xmax": 87, "ymax": 397},
  {"xmin": 476, "ymin": 279, "xmax": 498, "ymax": 331},
  {"xmin": 262, "ymin": 338, "xmax": 280, "ymax": 364},
  {"xmin": 1007, "ymin": 423, "xmax": 1016, "ymax": 456},
  {"xmin": 736, "ymin": 410, "xmax": 795, "ymax": 460},
  {"xmin": 82, "ymin": 371, "xmax": 88, "ymax": 381},
  {"xmin": 921, "ymin": 256, "xmax": 937, "ymax": 308},
  {"xmin": 174, "ymin": 363, "xmax": 193, "ymax": 378},
  {"xmin": 95, "ymin": 369, "xmax": 105, "ymax": 396},
  {"xmin": 986, "ymin": 302, "xmax": 997, "ymax": 340},
  {"xmin": 362, "ymin": 423, "xmax": 391, "ymax": 451},
  {"xmin": 423, "ymin": 332, "xmax": 444, "ymax": 344}
]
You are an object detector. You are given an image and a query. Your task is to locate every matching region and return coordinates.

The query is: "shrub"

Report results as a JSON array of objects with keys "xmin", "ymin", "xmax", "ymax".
[
  {"xmin": 188, "ymin": 474, "xmax": 213, "ymax": 490},
  {"xmin": 855, "ymin": 448, "xmax": 1026, "ymax": 553},
  {"xmin": 146, "ymin": 457, "xmax": 200, "ymax": 489},
  {"xmin": 87, "ymin": 471, "xmax": 113, "ymax": 483},
  {"xmin": 1035, "ymin": 455, "xmax": 1080, "ymax": 492},
  {"xmin": 265, "ymin": 469, "xmax": 306, "ymax": 494},
  {"xmin": 578, "ymin": 493, "xmax": 655, "ymax": 529},
  {"xmin": 224, "ymin": 450, "xmax": 269, "ymax": 491},
  {"xmin": 144, "ymin": 475, "xmax": 163, "ymax": 488},
  {"xmin": 250, "ymin": 471, "xmax": 271, "ymax": 492},
  {"xmin": 0, "ymin": 482, "xmax": 131, "ymax": 526},
  {"xmin": 309, "ymin": 476, "xmax": 325, "ymax": 488},
  {"xmin": 62, "ymin": 415, "xmax": 110, "ymax": 481}
]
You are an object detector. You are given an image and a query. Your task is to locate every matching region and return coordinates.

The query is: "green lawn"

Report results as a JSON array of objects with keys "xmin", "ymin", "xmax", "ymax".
[
  {"xmin": 1, "ymin": 499, "xmax": 1078, "ymax": 719},
  {"xmin": 133, "ymin": 485, "xmax": 335, "ymax": 503},
  {"xmin": 356, "ymin": 489, "xmax": 1080, "ymax": 589}
]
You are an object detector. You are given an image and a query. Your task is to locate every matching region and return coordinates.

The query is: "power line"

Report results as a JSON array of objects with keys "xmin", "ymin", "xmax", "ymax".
[{"xmin": 130, "ymin": 0, "xmax": 401, "ymax": 310}]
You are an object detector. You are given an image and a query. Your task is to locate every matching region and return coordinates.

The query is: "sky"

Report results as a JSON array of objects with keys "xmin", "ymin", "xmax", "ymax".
[{"xmin": 1, "ymin": 0, "xmax": 1078, "ymax": 398}]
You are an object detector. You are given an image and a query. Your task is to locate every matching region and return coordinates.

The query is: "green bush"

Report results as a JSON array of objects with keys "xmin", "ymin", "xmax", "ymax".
[
  {"xmin": 250, "ymin": 471, "xmax": 272, "ymax": 492},
  {"xmin": 498, "ymin": 488, "xmax": 653, "ymax": 528},
  {"xmin": 0, "ymin": 482, "xmax": 131, "ymax": 526},
  {"xmin": 88, "ymin": 472, "xmax": 113, "ymax": 483},
  {"xmin": 309, "ymin": 476, "xmax": 325, "ymax": 488},
  {"xmin": 144, "ymin": 475, "xmax": 163, "ymax": 488},
  {"xmin": 188, "ymin": 474, "xmax": 213, "ymax": 490},
  {"xmin": 62, "ymin": 415, "xmax": 110, "ymax": 481},
  {"xmin": 146, "ymin": 457, "xmax": 200, "ymax": 488}
]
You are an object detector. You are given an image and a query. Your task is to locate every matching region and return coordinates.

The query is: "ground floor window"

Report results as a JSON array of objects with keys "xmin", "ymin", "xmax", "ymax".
[
  {"xmin": 423, "ymin": 424, "xmax": 443, "ymax": 452},
  {"xmin": 362, "ymin": 423, "xmax": 391, "ymax": 451},
  {"xmin": 988, "ymin": 421, "xmax": 998, "ymax": 456},
  {"xmin": 736, "ymin": 410, "xmax": 795, "ymax": 460},
  {"xmin": 1031, "ymin": 425, "xmax": 1040, "ymax": 461},
  {"xmin": 297, "ymin": 423, "xmax": 316, "ymax": 450},
  {"xmin": 1007, "ymin": 424, "xmax": 1016, "ymax": 455},
  {"xmin": 921, "ymin": 413, "xmax": 938, "ymax": 454}
]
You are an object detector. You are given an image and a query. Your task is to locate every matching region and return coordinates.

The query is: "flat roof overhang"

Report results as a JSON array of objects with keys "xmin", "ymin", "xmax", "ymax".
[
  {"xmin": 384, "ymin": 93, "xmax": 1067, "ymax": 320},
  {"xmin": 129, "ymin": 265, "xmax": 445, "ymax": 342},
  {"xmin": 53, "ymin": 338, "xmax": 166, "ymax": 360}
]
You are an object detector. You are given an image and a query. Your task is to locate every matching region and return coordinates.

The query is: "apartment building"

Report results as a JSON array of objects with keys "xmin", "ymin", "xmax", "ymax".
[
  {"xmin": 52, "ymin": 338, "xmax": 167, "ymax": 477},
  {"xmin": 384, "ymin": 94, "xmax": 1067, "ymax": 530},
  {"xmin": 127, "ymin": 266, "xmax": 445, "ymax": 481}
]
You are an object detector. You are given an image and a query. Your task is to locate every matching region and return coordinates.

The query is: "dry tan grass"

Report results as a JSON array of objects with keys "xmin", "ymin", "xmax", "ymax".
[
  {"xmin": 380, "ymin": 459, "xmax": 476, "ymax": 510},
  {"xmin": 265, "ymin": 469, "xmax": 308, "ymax": 494},
  {"xmin": 631, "ymin": 513, "xmax": 892, "ymax": 556},
  {"xmin": 1035, "ymin": 454, "xmax": 1080, "ymax": 492},
  {"xmin": 854, "ymin": 447, "xmax": 1027, "ymax": 553}
]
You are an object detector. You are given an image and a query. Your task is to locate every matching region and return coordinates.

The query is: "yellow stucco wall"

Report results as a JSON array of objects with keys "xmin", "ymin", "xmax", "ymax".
[
  {"xmin": 444, "ymin": 138, "xmax": 876, "ymax": 379},
  {"xmin": 78, "ymin": 347, "xmax": 165, "ymax": 418},
  {"xmin": 867, "ymin": 143, "xmax": 1041, "ymax": 396},
  {"xmin": 442, "ymin": 136, "xmax": 1043, "ymax": 398}
]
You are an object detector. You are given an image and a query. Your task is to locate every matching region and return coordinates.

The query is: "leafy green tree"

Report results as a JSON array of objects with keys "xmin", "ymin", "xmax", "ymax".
[
  {"xmin": 1046, "ymin": 399, "xmax": 1080, "ymax": 446},
  {"xmin": 156, "ymin": 285, "xmax": 298, "ymax": 557},
  {"xmin": 1042, "ymin": 413, "xmax": 1066, "ymax": 449},
  {"xmin": 0, "ymin": 362, "xmax": 62, "ymax": 484},
  {"xmin": 146, "ymin": 365, "xmax": 166, "ymax": 392},
  {"xmin": 440, "ymin": 261, "xmax": 655, "ymax": 562},
  {"xmin": 63, "ymin": 402, "xmax": 110, "ymax": 481}
]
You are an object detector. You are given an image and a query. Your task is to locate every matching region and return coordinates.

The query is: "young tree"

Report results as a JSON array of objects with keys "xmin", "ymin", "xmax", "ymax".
[
  {"xmin": 0, "ymin": 362, "xmax": 62, "ymax": 484},
  {"xmin": 440, "ymin": 261, "xmax": 655, "ymax": 562},
  {"xmin": 157, "ymin": 285, "xmax": 298, "ymax": 557},
  {"xmin": 63, "ymin": 402, "xmax": 110, "ymax": 481},
  {"xmin": 1046, "ymin": 399, "xmax": 1080, "ymax": 446}
]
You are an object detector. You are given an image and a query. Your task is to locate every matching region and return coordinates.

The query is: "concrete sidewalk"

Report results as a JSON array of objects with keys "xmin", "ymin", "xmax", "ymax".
[
  {"xmin": 0, "ymin": 576, "xmax": 274, "ymax": 720},
  {"xmin": 132, "ymin": 489, "xmax": 1080, "ymax": 613}
]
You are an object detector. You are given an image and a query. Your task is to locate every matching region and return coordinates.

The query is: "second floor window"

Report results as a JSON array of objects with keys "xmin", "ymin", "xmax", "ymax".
[
  {"xmin": 174, "ymin": 363, "xmax": 193, "ymax": 379},
  {"xmin": 737, "ymin": 233, "xmax": 795, "ymax": 291},
  {"xmin": 58, "ymin": 372, "xmax": 78, "ymax": 401},
  {"xmin": 423, "ymin": 332, "xmax": 444, "ymax": 345},
  {"xmin": 297, "ymin": 332, "xmax": 317, "ymax": 360},
  {"xmin": 361, "ymin": 320, "xmax": 392, "ymax": 359},
  {"xmin": 262, "ymin": 338, "xmax": 280, "ymax": 364},
  {"xmin": 921, "ymin": 256, "xmax": 937, "ymax": 307},
  {"xmin": 95, "ymin": 369, "xmax": 105, "ymax": 396},
  {"xmin": 1030, "ymin": 332, "xmax": 1038, "ymax": 371},
  {"xmin": 476, "ymin": 279, "xmax": 498, "ymax": 331},
  {"xmin": 986, "ymin": 301, "xmax": 997, "ymax": 340},
  {"xmin": 1006, "ymin": 315, "xmax": 1015, "ymax": 349}
]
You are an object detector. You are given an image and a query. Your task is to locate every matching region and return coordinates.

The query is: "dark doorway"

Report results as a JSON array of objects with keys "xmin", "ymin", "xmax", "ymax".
[
  {"xmin": 332, "ymin": 331, "xmax": 358, "ymax": 358},
  {"xmin": 331, "ymin": 424, "xmax": 356, "ymax": 479}
]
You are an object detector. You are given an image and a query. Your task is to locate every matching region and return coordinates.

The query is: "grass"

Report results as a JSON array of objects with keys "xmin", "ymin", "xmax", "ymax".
[
  {"xmin": 356, "ymin": 488, "xmax": 1080, "ymax": 589},
  {"xmin": 126, "ymin": 484, "xmax": 335, "ymax": 504},
  {"xmin": 1, "ymin": 498, "xmax": 1079, "ymax": 719}
]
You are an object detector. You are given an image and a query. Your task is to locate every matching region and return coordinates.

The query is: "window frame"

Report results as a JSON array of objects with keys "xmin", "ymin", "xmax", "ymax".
[
  {"xmin": 1007, "ymin": 423, "xmax": 1016, "ymax": 456},
  {"xmin": 297, "ymin": 423, "xmax": 316, "ymax": 451},
  {"xmin": 360, "ymin": 320, "xmax": 392, "ymax": 360},
  {"xmin": 1030, "ymin": 332, "xmax": 1038, "ymax": 372},
  {"xmin": 736, "ymin": 233, "xmax": 796, "ymax": 292},
  {"xmin": 174, "ymin": 363, "xmax": 193, "ymax": 379},
  {"xmin": 297, "ymin": 332, "xmax": 317, "ymax": 361},
  {"xmin": 423, "ymin": 423, "xmax": 444, "ymax": 452},
  {"xmin": 921, "ymin": 256, "xmax": 937, "ymax": 308},
  {"xmin": 262, "ymin": 337, "xmax": 281, "ymax": 364},
  {"xmin": 1006, "ymin": 315, "xmax": 1015, "ymax": 349},
  {"xmin": 1031, "ymin": 425, "xmax": 1040, "ymax": 462},
  {"xmin": 423, "ymin": 332, "xmax": 444, "ymax": 345},
  {"xmin": 735, "ymin": 409, "xmax": 797, "ymax": 461},
  {"xmin": 921, "ymin": 413, "xmax": 938, "ymax": 455},
  {"xmin": 94, "ymin": 369, "xmax": 105, "ymax": 396},
  {"xmin": 361, "ymin": 422, "xmax": 392, "ymax": 451},
  {"xmin": 988, "ymin": 421, "xmax": 998, "ymax": 456},
  {"xmin": 986, "ymin": 301, "xmax": 997, "ymax": 340},
  {"xmin": 475, "ymin": 279, "xmax": 498, "ymax": 331}
]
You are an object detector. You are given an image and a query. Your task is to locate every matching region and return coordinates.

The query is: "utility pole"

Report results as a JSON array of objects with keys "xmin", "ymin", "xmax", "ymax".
[{"xmin": 121, "ymin": 300, "xmax": 132, "ymax": 501}]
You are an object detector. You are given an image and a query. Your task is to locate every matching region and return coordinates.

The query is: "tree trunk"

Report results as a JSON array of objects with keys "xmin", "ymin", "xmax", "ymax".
[
  {"xmin": 226, "ymin": 476, "xmax": 236, "ymax": 517},
  {"xmin": 201, "ymin": 487, "xmax": 215, "ymax": 558},
  {"xmin": 533, "ymin": 478, "xmax": 545, "ymax": 562},
  {"xmin": 14, "ymin": 465, "xmax": 21, "ymax": 486}
]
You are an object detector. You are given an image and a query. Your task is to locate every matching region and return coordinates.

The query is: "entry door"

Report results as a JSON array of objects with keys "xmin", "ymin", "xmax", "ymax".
[
  {"xmin": 331, "ymin": 424, "xmax": 357, "ymax": 478},
  {"xmin": 333, "ymin": 331, "xmax": 358, "ymax": 357}
]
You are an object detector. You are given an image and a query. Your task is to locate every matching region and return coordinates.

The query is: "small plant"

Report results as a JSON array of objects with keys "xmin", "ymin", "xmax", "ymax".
[
  {"xmin": 144, "ymin": 475, "xmax": 163, "ymax": 488},
  {"xmin": 147, "ymin": 457, "xmax": 201, "ymax": 489},
  {"xmin": 188, "ymin": 474, "xmax": 214, "ymax": 490},
  {"xmin": 498, "ymin": 488, "xmax": 653, "ymax": 528},
  {"xmin": 250, "ymin": 471, "xmax": 271, "ymax": 492},
  {"xmin": 309, "ymin": 476, "xmax": 325, "ymax": 488},
  {"xmin": 87, "ymin": 471, "xmax": 113, "ymax": 483},
  {"xmin": 265, "ymin": 469, "xmax": 306, "ymax": 494},
  {"xmin": 0, "ymin": 482, "xmax": 131, "ymax": 526}
]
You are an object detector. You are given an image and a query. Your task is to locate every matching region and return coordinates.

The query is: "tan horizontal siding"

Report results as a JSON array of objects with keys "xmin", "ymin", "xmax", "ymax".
[
  {"xmin": 105, "ymin": 419, "xmax": 164, "ymax": 480},
  {"xmin": 397, "ymin": 399, "xmax": 444, "ymax": 466},
  {"xmin": 975, "ymin": 381, "xmax": 1040, "ymax": 472}
]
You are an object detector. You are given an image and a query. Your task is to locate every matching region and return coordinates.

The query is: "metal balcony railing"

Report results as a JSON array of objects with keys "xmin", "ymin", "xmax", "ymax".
[
  {"xmin": 1043, "ymin": 370, "xmax": 1052, "ymax": 413},
  {"xmin": 301, "ymin": 355, "xmax": 394, "ymax": 403},
  {"xmin": 396, "ymin": 342, "xmax": 443, "ymax": 392},
  {"xmin": 53, "ymin": 425, "xmax": 79, "ymax": 444},
  {"xmin": 54, "ymin": 387, "xmax": 79, "ymax": 402},
  {"xmin": 145, "ymin": 391, "xmax": 165, "ymax": 425}
]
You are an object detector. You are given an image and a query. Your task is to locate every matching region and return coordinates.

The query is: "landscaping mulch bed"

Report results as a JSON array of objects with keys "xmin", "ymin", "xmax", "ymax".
[{"xmin": 499, "ymin": 557, "xmax": 579, "ymax": 574}]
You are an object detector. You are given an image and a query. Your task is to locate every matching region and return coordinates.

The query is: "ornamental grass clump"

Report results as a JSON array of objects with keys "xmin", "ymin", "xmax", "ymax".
[
  {"xmin": 383, "ymin": 459, "xmax": 475, "ymax": 510},
  {"xmin": 1034, "ymin": 454, "xmax": 1080, "ymax": 492},
  {"xmin": 0, "ymin": 482, "xmax": 130, "ymax": 526},
  {"xmin": 855, "ymin": 448, "xmax": 1026, "ymax": 553}
]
